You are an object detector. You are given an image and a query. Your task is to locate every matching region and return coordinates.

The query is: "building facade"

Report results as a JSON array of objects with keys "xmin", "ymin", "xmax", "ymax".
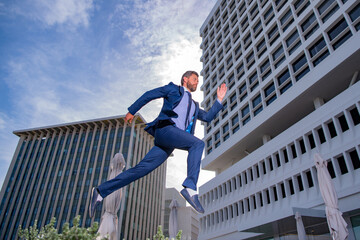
[
  {"xmin": 164, "ymin": 188, "xmax": 200, "ymax": 240},
  {"xmin": 0, "ymin": 114, "xmax": 166, "ymax": 240},
  {"xmin": 198, "ymin": 0, "xmax": 360, "ymax": 239}
]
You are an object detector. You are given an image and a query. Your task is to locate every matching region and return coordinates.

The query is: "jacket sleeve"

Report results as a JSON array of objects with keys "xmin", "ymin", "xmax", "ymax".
[
  {"xmin": 128, "ymin": 84, "xmax": 170, "ymax": 115},
  {"xmin": 197, "ymin": 100, "xmax": 223, "ymax": 123}
]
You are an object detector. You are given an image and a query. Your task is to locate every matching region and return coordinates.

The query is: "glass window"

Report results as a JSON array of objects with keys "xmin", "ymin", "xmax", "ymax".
[
  {"xmin": 264, "ymin": 83, "xmax": 275, "ymax": 97},
  {"xmin": 313, "ymin": 50, "xmax": 330, "ymax": 66},
  {"xmin": 239, "ymin": 82, "xmax": 247, "ymax": 94},
  {"xmin": 268, "ymin": 25, "xmax": 279, "ymax": 40},
  {"xmin": 277, "ymin": 69, "xmax": 290, "ymax": 85},
  {"xmin": 237, "ymin": 62, "xmax": 244, "ymax": 73},
  {"xmin": 232, "ymin": 114, "xmax": 239, "ymax": 126},
  {"xmin": 242, "ymin": 105, "xmax": 250, "ymax": 117},
  {"xmin": 252, "ymin": 95, "xmax": 262, "ymax": 108},
  {"xmin": 318, "ymin": 0, "xmax": 335, "ymax": 15},
  {"xmin": 301, "ymin": 13, "xmax": 317, "ymax": 32},
  {"xmin": 253, "ymin": 21, "xmax": 262, "ymax": 33},
  {"xmin": 230, "ymin": 92, "xmax": 237, "ymax": 103},
  {"xmin": 249, "ymin": 72, "xmax": 257, "ymax": 84},
  {"xmin": 207, "ymin": 138, "xmax": 212, "ymax": 148},
  {"xmin": 328, "ymin": 18, "xmax": 348, "ymax": 41},
  {"xmin": 281, "ymin": 9, "xmax": 292, "ymax": 26},
  {"xmin": 294, "ymin": 0, "xmax": 310, "ymax": 16},
  {"xmin": 309, "ymin": 37, "xmax": 327, "ymax": 57},
  {"xmin": 223, "ymin": 123, "xmax": 229, "ymax": 133},
  {"xmin": 260, "ymin": 59, "xmax": 270, "ymax": 73},
  {"xmin": 273, "ymin": 45, "xmax": 284, "ymax": 61},
  {"xmin": 286, "ymin": 30, "xmax": 299, "ymax": 47},
  {"xmin": 349, "ymin": 3, "xmax": 360, "ymax": 22},
  {"xmin": 215, "ymin": 131, "xmax": 220, "ymax": 141},
  {"xmin": 257, "ymin": 39, "xmax": 266, "ymax": 52},
  {"xmin": 332, "ymin": 31, "xmax": 352, "ymax": 50},
  {"xmin": 350, "ymin": 215, "xmax": 360, "ymax": 239},
  {"xmin": 246, "ymin": 51, "xmax": 254, "ymax": 64},
  {"xmin": 292, "ymin": 54, "xmax": 307, "ymax": 72},
  {"xmin": 264, "ymin": 6, "xmax": 274, "ymax": 22}
]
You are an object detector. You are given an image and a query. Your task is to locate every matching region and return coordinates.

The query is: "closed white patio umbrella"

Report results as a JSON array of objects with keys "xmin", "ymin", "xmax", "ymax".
[
  {"xmin": 168, "ymin": 199, "xmax": 179, "ymax": 239},
  {"xmin": 97, "ymin": 153, "xmax": 126, "ymax": 240},
  {"xmin": 314, "ymin": 153, "xmax": 348, "ymax": 240}
]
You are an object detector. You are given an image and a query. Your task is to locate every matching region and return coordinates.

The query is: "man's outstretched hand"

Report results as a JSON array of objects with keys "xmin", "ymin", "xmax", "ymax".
[
  {"xmin": 217, "ymin": 83, "xmax": 227, "ymax": 103},
  {"xmin": 125, "ymin": 112, "xmax": 134, "ymax": 124}
]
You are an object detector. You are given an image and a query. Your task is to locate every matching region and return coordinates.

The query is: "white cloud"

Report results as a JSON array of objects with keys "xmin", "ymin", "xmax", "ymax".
[{"xmin": 8, "ymin": 0, "xmax": 94, "ymax": 28}]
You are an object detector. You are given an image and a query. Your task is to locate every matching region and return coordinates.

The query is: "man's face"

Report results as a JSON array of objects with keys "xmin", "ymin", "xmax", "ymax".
[{"xmin": 184, "ymin": 74, "xmax": 199, "ymax": 92}]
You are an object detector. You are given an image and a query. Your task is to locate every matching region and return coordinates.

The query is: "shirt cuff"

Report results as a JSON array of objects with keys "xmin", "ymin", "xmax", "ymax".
[{"xmin": 217, "ymin": 99, "xmax": 222, "ymax": 104}]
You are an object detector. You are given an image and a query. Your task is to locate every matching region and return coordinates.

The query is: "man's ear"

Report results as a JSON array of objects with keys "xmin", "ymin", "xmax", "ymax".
[{"xmin": 183, "ymin": 77, "xmax": 188, "ymax": 86}]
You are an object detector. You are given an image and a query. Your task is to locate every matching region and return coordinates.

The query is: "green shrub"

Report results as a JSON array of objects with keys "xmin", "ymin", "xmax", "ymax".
[{"xmin": 18, "ymin": 216, "xmax": 102, "ymax": 240}]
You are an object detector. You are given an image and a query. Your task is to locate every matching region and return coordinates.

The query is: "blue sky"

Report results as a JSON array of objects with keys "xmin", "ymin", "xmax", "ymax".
[{"xmin": 0, "ymin": 0, "xmax": 217, "ymax": 191}]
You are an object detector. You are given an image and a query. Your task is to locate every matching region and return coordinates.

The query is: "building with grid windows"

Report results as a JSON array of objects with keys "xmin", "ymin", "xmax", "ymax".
[
  {"xmin": 163, "ymin": 188, "xmax": 200, "ymax": 240},
  {"xmin": 0, "ymin": 114, "xmax": 166, "ymax": 240},
  {"xmin": 198, "ymin": 0, "xmax": 360, "ymax": 239}
]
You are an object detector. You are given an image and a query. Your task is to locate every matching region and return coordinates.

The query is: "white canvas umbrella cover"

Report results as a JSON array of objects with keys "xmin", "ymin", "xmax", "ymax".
[
  {"xmin": 97, "ymin": 153, "xmax": 126, "ymax": 240},
  {"xmin": 295, "ymin": 211, "xmax": 307, "ymax": 240},
  {"xmin": 314, "ymin": 153, "xmax": 348, "ymax": 240},
  {"xmin": 169, "ymin": 199, "xmax": 179, "ymax": 239}
]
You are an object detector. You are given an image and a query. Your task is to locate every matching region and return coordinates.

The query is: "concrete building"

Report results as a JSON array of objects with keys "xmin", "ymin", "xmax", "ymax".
[
  {"xmin": 0, "ymin": 114, "xmax": 166, "ymax": 240},
  {"xmin": 198, "ymin": 0, "xmax": 360, "ymax": 239},
  {"xmin": 164, "ymin": 188, "xmax": 200, "ymax": 240}
]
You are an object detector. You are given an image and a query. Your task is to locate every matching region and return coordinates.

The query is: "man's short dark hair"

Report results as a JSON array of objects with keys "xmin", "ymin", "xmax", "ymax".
[{"xmin": 181, "ymin": 71, "xmax": 199, "ymax": 86}]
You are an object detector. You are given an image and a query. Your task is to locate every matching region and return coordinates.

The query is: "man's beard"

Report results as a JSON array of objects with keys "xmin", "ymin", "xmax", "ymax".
[{"xmin": 187, "ymin": 83, "xmax": 197, "ymax": 92}]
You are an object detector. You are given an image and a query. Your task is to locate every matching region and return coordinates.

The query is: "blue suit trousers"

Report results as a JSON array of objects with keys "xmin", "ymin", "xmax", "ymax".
[{"xmin": 97, "ymin": 125, "xmax": 205, "ymax": 198}]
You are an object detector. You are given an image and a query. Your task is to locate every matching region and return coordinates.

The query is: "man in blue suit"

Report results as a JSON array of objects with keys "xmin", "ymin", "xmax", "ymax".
[{"xmin": 90, "ymin": 71, "xmax": 227, "ymax": 216}]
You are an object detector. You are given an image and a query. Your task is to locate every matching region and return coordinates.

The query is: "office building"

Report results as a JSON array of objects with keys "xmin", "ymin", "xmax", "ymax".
[
  {"xmin": 164, "ymin": 188, "xmax": 200, "ymax": 240},
  {"xmin": 0, "ymin": 114, "xmax": 166, "ymax": 239},
  {"xmin": 198, "ymin": 0, "xmax": 360, "ymax": 239}
]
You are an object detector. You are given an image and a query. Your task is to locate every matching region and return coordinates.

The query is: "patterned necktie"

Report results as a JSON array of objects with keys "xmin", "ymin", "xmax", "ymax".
[{"xmin": 185, "ymin": 91, "xmax": 192, "ymax": 130}]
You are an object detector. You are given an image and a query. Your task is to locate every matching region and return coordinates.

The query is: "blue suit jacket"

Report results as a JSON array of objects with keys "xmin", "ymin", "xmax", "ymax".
[{"xmin": 128, "ymin": 82, "xmax": 223, "ymax": 136}]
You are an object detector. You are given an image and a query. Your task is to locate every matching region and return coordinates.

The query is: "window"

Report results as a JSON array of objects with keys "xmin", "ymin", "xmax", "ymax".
[
  {"xmin": 249, "ymin": 72, "xmax": 258, "ymax": 91},
  {"xmin": 243, "ymin": 32, "xmax": 252, "ymax": 49},
  {"xmin": 260, "ymin": 59, "xmax": 270, "ymax": 74},
  {"xmin": 272, "ymin": 45, "xmax": 285, "ymax": 68},
  {"xmin": 349, "ymin": 149, "xmax": 360, "ymax": 169},
  {"xmin": 252, "ymin": 95, "xmax": 261, "ymax": 108},
  {"xmin": 256, "ymin": 38, "xmax": 266, "ymax": 57},
  {"xmin": 309, "ymin": 37, "xmax": 327, "ymax": 57},
  {"xmin": 246, "ymin": 51, "xmax": 255, "ymax": 66},
  {"xmin": 237, "ymin": 62, "xmax": 244, "ymax": 74},
  {"xmin": 264, "ymin": 6, "xmax": 274, "ymax": 24},
  {"xmin": 328, "ymin": 18, "xmax": 349, "ymax": 41},
  {"xmin": 264, "ymin": 83, "xmax": 276, "ymax": 106},
  {"xmin": 268, "ymin": 24, "xmax": 279, "ymax": 45},
  {"xmin": 293, "ymin": 54, "xmax": 309, "ymax": 81},
  {"xmin": 327, "ymin": 18, "xmax": 352, "ymax": 50},
  {"xmin": 286, "ymin": 30, "xmax": 301, "ymax": 55},
  {"xmin": 349, "ymin": 3, "xmax": 360, "ymax": 30},
  {"xmin": 350, "ymin": 107, "xmax": 360, "ymax": 125},
  {"xmin": 215, "ymin": 131, "xmax": 220, "ymax": 141},
  {"xmin": 301, "ymin": 13, "xmax": 319, "ymax": 40},
  {"xmin": 292, "ymin": 54, "xmax": 307, "ymax": 72},
  {"xmin": 232, "ymin": 28, "xmax": 240, "ymax": 42},
  {"xmin": 277, "ymin": 69, "xmax": 290, "ymax": 85},
  {"xmin": 278, "ymin": 69, "xmax": 292, "ymax": 94},
  {"xmin": 232, "ymin": 114, "xmax": 239, "ymax": 126},
  {"xmin": 280, "ymin": 8, "xmax": 294, "ymax": 32},
  {"xmin": 223, "ymin": 123, "xmax": 229, "ymax": 133},
  {"xmin": 318, "ymin": 0, "xmax": 339, "ymax": 23},
  {"xmin": 253, "ymin": 20, "xmax": 262, "ymax": 37},
  {"xmin": 252, "ymin": 95, "xmax": 263, "ymax": 116},
  {"xmin": 242, "ymin": 105, "xmax": 250, "ymax": 117},
  {"xmin": 294, "ymin": 0, "xmax": 310, "ymax": 16}
]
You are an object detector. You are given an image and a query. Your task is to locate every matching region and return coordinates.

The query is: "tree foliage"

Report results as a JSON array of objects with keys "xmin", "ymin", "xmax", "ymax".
[{"xmin": 18, "ymin": 216, "xmax": 101, "ymax": 240}]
